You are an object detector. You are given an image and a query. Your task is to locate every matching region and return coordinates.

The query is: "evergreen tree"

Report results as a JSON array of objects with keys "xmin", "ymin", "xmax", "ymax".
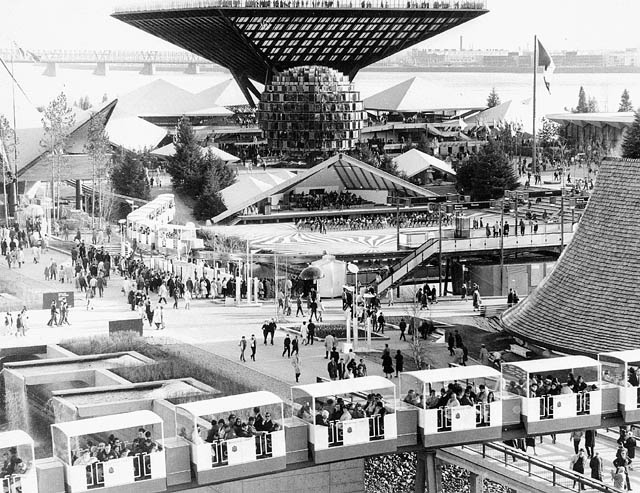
[
  {"xmin": 455, "ymin": 140, "xmax": 518, "ymax": 201},
  {"xmin": 619, "ymin": 89, "xmax": 634, "ymax": 112},
  {"xmin": 574, "ymin": 86, "xmax": 589, "ymax": 113},
  {"xmin": 537, "ymin": 118, "xmax": 560, "ymax": 146},
  {"xmin": 622, "ymin": 110, "xmax": 640, "ymax": 159},
  {"xmin": 202, "ymin": 151, "xmax": 236, "ymax": 189},
  {"xmin": 111, "ymin": 149, "xmax": 150, "ymax": 201},
  {"xmin": 193, "ymin": 170, "xmax": 227, "ymax": 220},
  {"xmin": 587, "ymin": 97, "xmax": 599, "ymax": 113},
  {"xmin": 167, "ymin": 116, "xmax": 205, "ymax": 194},
  {"xmin": 486, "ymin": 87, "xmax": 501, "ymax": 108}
]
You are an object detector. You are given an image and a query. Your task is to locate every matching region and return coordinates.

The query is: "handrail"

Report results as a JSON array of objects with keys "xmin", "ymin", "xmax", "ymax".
[
  {"xmin": 114, "ymin": 0, "xmax": 487, "ymax": 14},
  {"xmin": 460, "ymin": 442, "xmax": 623, "ymax": 493},
  {"xmin": 377, "ymin": 238, "xmax": 438, "ymax": 293}
]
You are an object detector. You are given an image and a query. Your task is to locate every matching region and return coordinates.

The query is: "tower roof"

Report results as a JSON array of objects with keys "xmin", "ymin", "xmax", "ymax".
[
  {"xmin": 112, "ymin": 2, "xmax": 487, "ymax": 86},
  {"xmin": 501, "ymin": 158, "xmax": 640, "ymax": 356}
]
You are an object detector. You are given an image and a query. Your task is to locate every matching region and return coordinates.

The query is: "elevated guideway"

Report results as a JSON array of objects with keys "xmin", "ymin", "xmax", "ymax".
[{"xmin": 377, "ymin": 229, "xmax": 574, "ymax": 294}]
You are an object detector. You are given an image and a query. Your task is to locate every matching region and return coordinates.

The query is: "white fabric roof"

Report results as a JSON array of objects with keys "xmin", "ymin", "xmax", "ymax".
[
  {"xmin": 403, "ymin": 366, "xmax": 501, "ymax": 385},
  {"xmin": 52, "ymin": 410, "xmax": 162, "ymax": 437},
  {"xmin": 176, "ymin": 391, "xmax": 282, "ymax": 417},
  {"xmin": 185, "ymin": 105, "xmax": 233, "ymax": 117},
  {"xmin": 220, "ymin": 171, "xmax": 295, "ymax": 213},
  {"xmin": 106, "ymin": 114, "xmax": 166, "ymax": 151},
  {"xmin": 504, "ymin": 356, "xmax": 599, "ymax": 374},
  {"xmin": 394, "ymin": 149, "xmax": 456, "ymax": 178},
  {"xmin": 150, "ymin": 143, "xmax": 239, "ymax": 162},
  {"xmin": 599, "ymin": 349, "xmax": 640, "ymax": 363},
  {"xmin": 293, "ymin": 375, "xmax": 394, "ymax": 398},
  {"xmin": 0, "ymin": 430, "xmax": 33, "ymax": 448}
]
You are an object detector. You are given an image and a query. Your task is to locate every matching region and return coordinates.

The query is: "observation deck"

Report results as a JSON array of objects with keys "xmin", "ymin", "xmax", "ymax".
[{"xmin": 112, "ymin": 0, "xmax": 487, "ymax": 100}]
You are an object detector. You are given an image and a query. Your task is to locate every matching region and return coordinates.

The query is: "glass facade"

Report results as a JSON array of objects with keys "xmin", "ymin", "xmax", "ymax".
[{"xmin": 257, "ymin": 65, "xmax": 365, "ymax": 153}]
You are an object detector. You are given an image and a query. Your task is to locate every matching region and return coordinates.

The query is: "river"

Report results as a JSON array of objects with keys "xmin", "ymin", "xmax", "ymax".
[{"xmin": 2, "ymin": 64, "xmax": 639, "ymax": 127}]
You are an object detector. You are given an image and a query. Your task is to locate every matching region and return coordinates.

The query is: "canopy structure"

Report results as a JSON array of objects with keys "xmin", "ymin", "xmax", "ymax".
[
  {"xmin": 52, "ymin": 410, "xmax": 162, "ymax": 437},
  {"xmin": 14, "ymin": 99, "xmax": 118, "ymax": 180},
  {"xmin": 394, "ymin": 149, "xmax": 456, "ymax": 178},
  {"xmin": 403, "ymin": 366, "xmax": 501, "ymax": 385},
  {"xmin": 293, "ymin": 375, "xmax": 394, "ymax": 398},
  {"xmin": 106, "ymin": 113, "xmax": 167, "ymax": 151},
  {"xmin": 502, "ymin": 158, "xmax": 640, "ymax": 356},
  {"xmin": 150, "ymin": 143, "xmax": 239, "ymax": 162},
  {"xmin": 599, "ymin": 349, "xmax": 640, "ymax": 363},
  {"xmin": 503, "ymin": 356, "xmax": 599, "ymax": 375},
  {"xmin": 464, "ymin": 99, "xmax": 535, "ymax": 134},
  {"xmin": 176, "ymin": 391, "xmax": 282, "ymax": 417},
  {"xmin": 214, "ymin": 153, "xmax": 438, "ymax": 223},
  {"xmin": 364, "ymin": 77, "xmax": 479, "ymax": 113},
  {"xmin": 219, "ymin": 170, "xmax": 295, "ymax": 215},
  {"xmin": 0, "ymin": 430, "xmax": 34, "ymax": 448}
]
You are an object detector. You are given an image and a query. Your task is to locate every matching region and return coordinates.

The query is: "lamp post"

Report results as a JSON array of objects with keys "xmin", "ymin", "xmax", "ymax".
[{"xmin": 347, "ymin": 263, "xmax": 359, "ymax": 350}]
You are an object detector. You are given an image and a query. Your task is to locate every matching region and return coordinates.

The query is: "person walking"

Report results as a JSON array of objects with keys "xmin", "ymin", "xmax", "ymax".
[
  {"xmin": 291, "ymin": 335, "xmax": 299, "ymax": 356},
  {"xmin": 292, "ymin": 353, "xmax": 301, "ymax": 383},
  {"xmin": 377, "ymin": 311, "xmax": 385, "ymax": 334},
  {"xmin": 399, "ymin": 318, "xmax": 407, "ymax": 341},
  {"xmin": 394, "ymin": 350, "xmax": 404, "ymax": 378},
  {"xmin": 3, "ymin": 312, "xmax": 13, "ymax": 336},
  {"xmin": 15, "ymin": 312, "xmax": 26, "ymax": 337},
  {"xmin": 614, "ymin": 449, "xmax": 632, "ymax": 491},
  {"xmin": 282, "ymin": 334, "xmax": 291, "ymax": 358},
  {"xmin": 589, "ymin": 451, "xmax": 603, "ymax": 481},
  {"xmin": 86, "ymin": 287, "xmax": 95, "ymax": 311},
  {"xmin": 447, "ymin": 332, "xmax": 455, "ymax": 355},
  {"xmin": 239, "ymin": 336, "xmax": 247, "ymax": 362},
  {"xmin": 59, "ymin": 301, "xmax": 71, "ymax": 326},
  {"xmin": 47, "ymin": 301, "xmax": 58, "ymax": 326},
  {"xmin": 571, "ymin": 430, "xmax": 583, "ymax": 455},
  {"xmin": 184, "ymin": 289, "xmax": 191, "ymax": 310},
  {"xmin": 250, "ymin": 334, "xmax": 257, "ymax": 361},
  {"xmin": 584, "ymin": 429, "xmax": 596, "ymax": 458},
  {"xmin": 153, "ymin": 306, "xmax": 165, "ymax": 330},
  {"xmin": 295, "ymin": 294, "xmax": 304, "ymax": 317},
  {"xmin": 300, "ymin": 322, "xmax": 308, "ymax": 345},
  {"xmin": 307, "ymin": 320, "xmax": 315, "ymax": 345},
  {"xmin": 327, "ymin": 358, "xmax": 338, "ymax": 381},
  {"xmin": 324, "ymin": 332, "xmax": 335, "ymax": 359},
  {"xmin": 570, "ymin": 449, "xmax": 587, "ymax": 491},
  {"xmin": 479, "ymin": 344, "xmax": 490, "ymax": 366}
]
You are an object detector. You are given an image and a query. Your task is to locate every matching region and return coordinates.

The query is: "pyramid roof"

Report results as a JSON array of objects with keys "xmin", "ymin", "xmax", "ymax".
[
  {"xmin": 364, "ymin": 77, "xmax": 478, "ymax": 113},
  {"xmin": 196, "ymin": 79, "xmax": 263, "ymax": 108},
  {"xmin": 213, "ymin": 153, "xmax": 437, "ymax": 223}
]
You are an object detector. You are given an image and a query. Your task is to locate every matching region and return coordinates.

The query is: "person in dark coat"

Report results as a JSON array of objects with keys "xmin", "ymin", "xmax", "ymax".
[
  {"xmin": 282, "ymin": 334, "xmax": 291, "ymax": 358},
  {"xmin": 584, "ymin": 429, "xmax": 596, "ymax": 458},
  {"xmin": 447, "ymin": 332, "xmax": 455, "ymax": 356},
  {"xmin": 382, "ymin": 352, "xmax": 394, "ymax": 379},
  {"xmin": 394, "ymin": 350, "xmax": 404, "ymax": 378}
]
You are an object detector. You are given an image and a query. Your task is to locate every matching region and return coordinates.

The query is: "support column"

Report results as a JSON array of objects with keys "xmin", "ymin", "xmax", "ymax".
[
  {"xmin": 94, "ymin": 62, "xmax": 109, "ymax": 76},
  {"xmin": 235, "ymin": 276, "xmax": 241, "ymax": 305},
  {"xmin": 469, "ymin": 472, "xmax": 484, "ymax": 493},
  {"xmin": 7, "ymin": 183, "xmax": 17, "ymax": 218},
  {"xmin": 75, "ymin": 180, "xmax": 82, "ymax": 210},
  {"xmin": 415, "ymin": 451, "xmax": 440, "ymax": 493}
]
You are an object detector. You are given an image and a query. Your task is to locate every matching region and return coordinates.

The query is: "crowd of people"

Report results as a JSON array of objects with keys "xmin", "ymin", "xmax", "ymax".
[
  {"xmin": 72, "ymin": 427, "xmax": 162, "ymax": 466},
  {"xmin": 289, "ymin": 190, "xmax": 365, "ymax": 211},
  {"xmin": 302, "ymin": 393, "xmax": 389, "ymax": 434},
  {"xmin": 294, "ymin": 209, "xmax": 454, "ymax": 233},
  {"xmin": 185, "ymin": 407, "xmax": 280, "ymax": 445}
]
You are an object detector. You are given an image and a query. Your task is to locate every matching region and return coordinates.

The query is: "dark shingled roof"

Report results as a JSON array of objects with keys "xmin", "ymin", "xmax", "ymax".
[{"xmin": 501, "ymin": 157, "xmax": 640, "ymax": 357}]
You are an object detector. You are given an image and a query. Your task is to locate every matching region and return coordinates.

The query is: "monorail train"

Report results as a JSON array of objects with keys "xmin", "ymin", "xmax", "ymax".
[{"xmin": 9, "ymin": 351, "xmax": 640, "ymax": 493}]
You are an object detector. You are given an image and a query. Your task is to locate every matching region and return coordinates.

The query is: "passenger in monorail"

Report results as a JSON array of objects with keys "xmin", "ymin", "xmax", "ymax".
[
  {"xmin": 1, "ymin": 447, "xmax": 27, "ymax": 476},
  {"xmin": 71, "ymin": 428, "xmax": 161, "ymax": 466}
]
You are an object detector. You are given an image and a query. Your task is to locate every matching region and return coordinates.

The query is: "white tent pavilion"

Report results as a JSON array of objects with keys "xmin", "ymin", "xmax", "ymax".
[
  {"xmin": 393, "ymin": 149, "xmax": 456, "ymax": 178},
  {"xmin": 150, "ymin": 143, "xmax": 239, "ymax": 163}
]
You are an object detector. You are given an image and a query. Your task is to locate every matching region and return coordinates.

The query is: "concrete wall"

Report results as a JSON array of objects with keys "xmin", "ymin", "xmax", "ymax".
[
  {"xmin": 468, "ymin": 260, "xmax": 557, "ymax": 297},
  {"xmin": 187, "ymin": 459, "xmax": 365, "ymax": 493},
  {"xmin": 3, "ymin": 369, "xmax": 28, "ymax": 431}
]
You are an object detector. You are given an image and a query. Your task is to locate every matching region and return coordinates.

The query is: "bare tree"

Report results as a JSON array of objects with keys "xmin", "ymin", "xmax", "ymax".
[
  {"xmin": 85, "ymin": 112, "xmax": 110, "ymax": 229},
  {"xmin": 40, "ymin": 93, "xmax": 75, "ymax": 225}
]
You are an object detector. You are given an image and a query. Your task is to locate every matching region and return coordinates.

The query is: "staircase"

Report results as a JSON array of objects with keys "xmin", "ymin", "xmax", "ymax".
[{"xmin": 377, "ymin": 238, "xmax": 439, "ymax": 294}]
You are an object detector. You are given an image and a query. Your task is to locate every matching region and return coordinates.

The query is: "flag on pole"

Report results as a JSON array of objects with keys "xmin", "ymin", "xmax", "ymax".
[
  {"xmin": 12, "ymin": 41, "xmax": 41, "ymax": 62},
  {"xmin": 537, "ymin": 39, "xmax": 555, "ymax": 94}
]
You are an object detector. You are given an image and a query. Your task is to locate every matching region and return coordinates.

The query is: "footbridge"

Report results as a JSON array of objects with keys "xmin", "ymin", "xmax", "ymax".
[{"xmin": 378, "ymin": 227, "xmax": 574, "ymax": 294}]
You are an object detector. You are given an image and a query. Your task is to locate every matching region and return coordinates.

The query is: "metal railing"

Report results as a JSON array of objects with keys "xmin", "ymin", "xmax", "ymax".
[
  {"xmin": 1, "ymin": 475, "xmax": 24, "ymax": 493},
  {"xmin": 132, "ymin": 453, "xmax": 152, "ymax": 482},
  {"xmin": 255, "ymin": 432, "xmax": 274, "ymax": 459},
  {"xmin": 211, "ymin": 440, "xmax": 229, "ymax": 467},
  {"xmin": 537, "ymin": 391, "xmax": 592, "ymax": 420},
  {"xmin": 435, "ymin": 403, "xmax": 492, "ymax": 431},
  {"xmin": 369, "ymin": 414, "xmax": 385, "ymax": 440},
  {"xmin": 460, "ymin": 442, "xmax": 623, "ymax": 493},
  {"xmin": 114, "ymin": 0, "xmax": 486, "ymax": 13},
  {"xmin": 86, "ymin": 462, "xmax": 104, "ymax": 489},
  {"xmin": 377, "ymin": 238, "xmax": 438, "ymax": 293}
]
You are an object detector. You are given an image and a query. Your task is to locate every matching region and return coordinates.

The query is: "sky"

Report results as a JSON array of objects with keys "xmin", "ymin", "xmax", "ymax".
[{"xmin": 0, "ymin": 0, "xmax": 639, "ymax": 53}]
